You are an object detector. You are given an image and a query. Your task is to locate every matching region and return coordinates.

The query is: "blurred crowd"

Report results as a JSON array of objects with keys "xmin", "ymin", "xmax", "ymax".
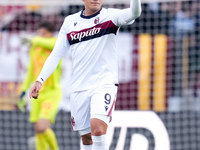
[{"xmin": 0, "ymin": 1, "xmax": 199, "ymax": 34}]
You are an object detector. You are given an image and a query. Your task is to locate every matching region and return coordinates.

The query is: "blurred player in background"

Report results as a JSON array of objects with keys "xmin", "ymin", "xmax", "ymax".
[
  {"xmin": 18, "ymin": 21, "xmax": 62, "ymax": 150},
  {"xmin": 29, "ymin": 0, "xmax": 141, "ymax": 150}
]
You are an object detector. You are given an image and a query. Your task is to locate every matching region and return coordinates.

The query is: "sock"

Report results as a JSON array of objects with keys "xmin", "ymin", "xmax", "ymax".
[
  {"xmin": 36, "ymin": 133, "xmax": 48, "ymax": 150},
  {"xmin": 43, "ymin": 128, "xmax": 59, "ymax": 150},
  {"xmin": 91, "ymin": 134, "xmax": 108, "ymax": 150},
  {"xmin": 82, "ymin": 144, "xmax": 93, "ymax": 150}
]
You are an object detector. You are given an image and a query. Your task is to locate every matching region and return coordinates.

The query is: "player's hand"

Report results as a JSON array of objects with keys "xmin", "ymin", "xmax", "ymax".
[
  {"xmin": 21, "ymin": 34, "xmax": 32, "ymax": 46},
  {"xmin": 29, "ymin": 81, "xmax": 42, "ymax": 99},
  {"xmin": 17, "ymin": 91, "xmax": 27, "ymax": 112},
  {"xmin": 17, "ymin": 99, "xmax": 26, "ymax": 112}
]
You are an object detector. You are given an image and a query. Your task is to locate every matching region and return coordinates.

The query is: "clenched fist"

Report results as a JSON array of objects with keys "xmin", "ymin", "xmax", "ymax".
[{"xmin": 29, "ymin": 81, "xmax": 42, "ymax": 99}]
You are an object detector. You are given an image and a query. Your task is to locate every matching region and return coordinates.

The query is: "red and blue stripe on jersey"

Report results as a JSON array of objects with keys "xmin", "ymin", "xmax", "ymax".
[{"xmin": 67, "ymin": 20, "xmax": 119, "ymax": 45}]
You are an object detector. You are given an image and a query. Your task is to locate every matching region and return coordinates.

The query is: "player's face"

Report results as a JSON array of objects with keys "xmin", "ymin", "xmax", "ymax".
[
  {"xmin": 37, "ymin": 28, "xmax": 53, "ymax": 38},
  {"xmin": 83, "ymin": 0, "xmax": 103, "ymax": 16}
]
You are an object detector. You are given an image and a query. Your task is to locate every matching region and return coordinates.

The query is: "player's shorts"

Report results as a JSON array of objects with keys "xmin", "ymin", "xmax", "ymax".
[
  {"xmin": 29, "ymin": 88, "xmax": 61, "ymax": 123},
  {"xmin": 70, "ymin": 84, "xmax": 118, "ymax": 135}
]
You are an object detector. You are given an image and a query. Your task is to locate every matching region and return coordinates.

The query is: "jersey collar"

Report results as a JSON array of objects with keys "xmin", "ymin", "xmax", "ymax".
[{"xmin": 80, "ymin": 7, "xmax": 102, "ymax": 19}]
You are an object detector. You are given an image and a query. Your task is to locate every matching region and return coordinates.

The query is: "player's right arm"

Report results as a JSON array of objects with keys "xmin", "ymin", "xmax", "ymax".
[
  {"xmin": 17, "ymin": 48, "xmax": 34, "ymax": 111},
  {"xmin": 21, "ymin": 48, "xmax": 34, "ymax": 92},
  {"xmin": 31, "ymin": 36, "xmax": 57, "ymax": 50},
  {"xmin": 29, "ymin": 19, "xmax": 70, "ymax": 99},
  {"xmin": 29, "ymin": 81, "xmax": 42, "ymax": 99}
]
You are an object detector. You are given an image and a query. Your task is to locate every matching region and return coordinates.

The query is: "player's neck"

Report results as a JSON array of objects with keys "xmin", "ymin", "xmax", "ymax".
[{"xmin": 84, "ymin": 8, "xmax": 101, "ymax": 16}]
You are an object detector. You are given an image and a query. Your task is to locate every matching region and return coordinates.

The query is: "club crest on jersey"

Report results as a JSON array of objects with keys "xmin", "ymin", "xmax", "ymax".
[{"xmin": 94, "ymin": 17, "xmax": 99, "ymax": 24}]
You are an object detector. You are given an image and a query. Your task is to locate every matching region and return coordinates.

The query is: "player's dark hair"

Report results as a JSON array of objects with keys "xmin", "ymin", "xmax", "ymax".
[{"xmin": 38, "ymin": 21, "xmax": 55, "ymax": 33}]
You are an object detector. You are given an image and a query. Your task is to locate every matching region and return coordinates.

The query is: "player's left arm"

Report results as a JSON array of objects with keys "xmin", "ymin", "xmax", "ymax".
[{"xmin": 117, "ymin": 0, "xmax": 142, "ymax": 26}]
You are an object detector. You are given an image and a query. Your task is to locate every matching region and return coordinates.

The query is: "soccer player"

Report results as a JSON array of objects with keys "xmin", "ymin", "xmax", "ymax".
[
  {"xmin": 29, "ymin": 0, "xmax": 142, "ymax": 150},
  {"xmin": 19, "ymin": 21, "xmax": 62, "ymax": 150}
]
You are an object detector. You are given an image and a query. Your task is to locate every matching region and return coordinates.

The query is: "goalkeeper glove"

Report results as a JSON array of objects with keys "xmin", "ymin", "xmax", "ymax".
[
  {"xmin": 17, "ymin": 91, "xmax": 27, "ymax": 112},
  {"xmin": 21, "ymin": 34, "xmax": 32, "ymax": 46}
]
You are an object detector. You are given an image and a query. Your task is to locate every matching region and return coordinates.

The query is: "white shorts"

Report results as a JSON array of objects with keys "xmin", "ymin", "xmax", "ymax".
[{"xmin": 70, "ymin": 84, "xmax": 118, "ymax": 135}]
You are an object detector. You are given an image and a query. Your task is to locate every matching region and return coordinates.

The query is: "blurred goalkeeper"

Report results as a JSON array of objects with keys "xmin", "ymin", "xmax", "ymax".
[
  {"xmin": 18, "ymin": 21, "xmax": 62, "ymax": 150},
  {"xmin": 29, "ymin": 0, "xmax": 141, "ymax": 150}
]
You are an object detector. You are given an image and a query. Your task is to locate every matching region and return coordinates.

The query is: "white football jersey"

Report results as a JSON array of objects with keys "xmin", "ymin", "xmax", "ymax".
[{"xmin": 37, "ymin": 7, "xmax": 137, "ymax": 92}]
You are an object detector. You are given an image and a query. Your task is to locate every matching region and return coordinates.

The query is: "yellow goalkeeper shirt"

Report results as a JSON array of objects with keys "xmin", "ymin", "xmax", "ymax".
[{"xmin": 22, "ymin": 36, "xmax": 62, "ymax": 92}]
